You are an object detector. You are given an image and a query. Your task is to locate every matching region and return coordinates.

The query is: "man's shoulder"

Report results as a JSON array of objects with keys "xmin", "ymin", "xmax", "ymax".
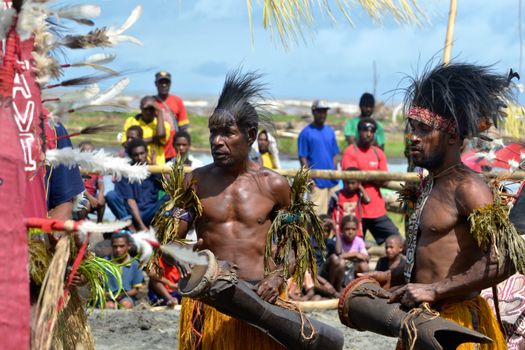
[
  {"xmin": 454, "ymin": 169, "xmax": 493, "ymax": 214},
  {"xmin": 258, "ymin": 167, "xmax": 289, "ymax": 190},
  {"xmin": 372, "ymin": 145, "xmax": 387, "ymax": 158},
  {"xmin": 299, "ymin": 124, "xmax": 313, "ymax": 136}
]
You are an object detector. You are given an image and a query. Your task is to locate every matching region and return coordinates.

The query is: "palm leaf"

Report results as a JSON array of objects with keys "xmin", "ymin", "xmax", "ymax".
[{"xmin": 248, "ymin": 0, "xmax": 426, "ymax": 47}]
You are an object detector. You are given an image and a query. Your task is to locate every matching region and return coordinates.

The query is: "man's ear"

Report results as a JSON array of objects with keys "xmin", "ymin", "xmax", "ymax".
[{"xmin": 247, "ymin": 128, "xmax": 257, "ymax": 145}]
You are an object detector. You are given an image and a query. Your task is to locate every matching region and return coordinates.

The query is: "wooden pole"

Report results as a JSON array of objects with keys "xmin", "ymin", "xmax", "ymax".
[
  {"xmin": 142, "ymin": 166, "xmax": 525, "ymax": 182},
  {"xmin": 443, "ymin": 0, "xmax": 458, "ymax": 64}
]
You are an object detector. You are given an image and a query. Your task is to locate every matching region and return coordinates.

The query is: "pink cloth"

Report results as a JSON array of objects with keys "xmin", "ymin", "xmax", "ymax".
[
  {"xmin": 341, "ymin": 236, "xmax": 368, "ymax": 255},
  {"xmin": 461, "ymin": 150, "xmax": 483, "ymax": 172}
]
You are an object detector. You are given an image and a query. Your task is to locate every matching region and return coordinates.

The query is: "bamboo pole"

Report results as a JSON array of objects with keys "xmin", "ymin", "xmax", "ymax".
[
  {"xmin": 443, "ymin": 0, "xmax": 458, "ymax": 64},
  {"xmin": 293, "ymin": 298, "xmax": 338, "ymax": 311},
  {"xmin": 85, "ymin": 166, "xmax": 525, "ymax": 182}
]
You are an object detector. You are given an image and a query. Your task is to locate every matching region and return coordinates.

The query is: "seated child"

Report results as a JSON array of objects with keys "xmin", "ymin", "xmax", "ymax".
[
  {"xmin": 375, "ymin": 234, "xmax": 406, "ymax": 272},
  {"xmin": 148, "ymin": 255, "xmax": 182, "ymax": 307},
  {"xmin": 336, "ymin": 215, "xmax": 369, "ymax": 285},
  {"xmin": 105, "ymin": 231, "xmax": 144, "ymax": 309},
  {"xmin": 327, "ymin": 167, "xmax": 370, "ymax": 237}
]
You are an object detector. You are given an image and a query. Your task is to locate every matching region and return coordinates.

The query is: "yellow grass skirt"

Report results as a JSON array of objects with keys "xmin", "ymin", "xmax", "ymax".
[
  {"xmin": 438, "ymin": 296, "xmax": 507, "ymax": 350},
  {"xmin": 178, "ymin": 297, "xmax": 286, "ymax": 350}
]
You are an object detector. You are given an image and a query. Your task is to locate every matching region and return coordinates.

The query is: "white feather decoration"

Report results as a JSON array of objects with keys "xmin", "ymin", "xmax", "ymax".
[
  {"xmin": 114, "ymin": 5, "xmax": 142, "ymax": 34},
  {"xmin": 0, "ymin": 8, "xmax": 16, "ymax": 40},
  {"xmin": 17, "ymin": 2, "xmax": 48, "ymax": 41},
  {"xmin": 132, "ymin": 228, "xmax": 158, "ymax": 266},
  {"xmin": 106, "ymin": 5, "xmax": 143, "ymax": 46},
  {"xmin": 56, "ymin": 4, "xmax": 101, "ymax": 23},
  {"xmin": 89, "ymin": 78, "xmax": 129, "ymax": 106},
  {"xmin": 49, "ymin": 84, "xmax": 100, "ymax": 103},
  {"xmin": 85, "ymin": 53, "xmax": 116, "ymax": 65},
  {"xmin": 160, "ymin": 244, "xmax": 209, "ymax": 266},
  {"xmin": 46, "ymin": 147, "xmax": 149, "ymax": 183},
  {"xmin": 75, "ymin": 219, "xmax": 131, "ymax": 243}
]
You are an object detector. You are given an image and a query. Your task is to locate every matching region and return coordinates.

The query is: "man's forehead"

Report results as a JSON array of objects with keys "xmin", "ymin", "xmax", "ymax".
[
  {"xmin": 209, "ymin": 121, "xmax": 237, "ymax": 130},
  {"xmin": 131, "ymin": 146, "xmax": 146, "ymax": 153}
]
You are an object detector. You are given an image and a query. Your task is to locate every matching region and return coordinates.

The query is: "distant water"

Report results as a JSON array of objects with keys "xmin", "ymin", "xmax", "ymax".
[{"xmin": 101, "ymin": 152, "xmax": 407, "ymax": 221}]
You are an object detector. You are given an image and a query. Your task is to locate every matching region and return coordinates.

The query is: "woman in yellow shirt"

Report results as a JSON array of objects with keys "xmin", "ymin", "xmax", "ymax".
[
  {"xmin": 121, "ymin": 96, "xmax": 171, "ymax": 165},
  {"xmin": 257, "ymin": 130, "xmax": 279, "ymax": 169}
]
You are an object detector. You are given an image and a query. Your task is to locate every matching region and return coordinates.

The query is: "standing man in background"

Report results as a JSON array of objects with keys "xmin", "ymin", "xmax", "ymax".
[
  {"xmin": 344, "ymin": 93, "xmax": 385, "ymax": 150},
  {"xmin": 154, "ymin": 71, "xmax": 190, "ymax": 162},
  {"xmin": 298, "ymin": 100, "xmax": 340, "ymax": 215}
]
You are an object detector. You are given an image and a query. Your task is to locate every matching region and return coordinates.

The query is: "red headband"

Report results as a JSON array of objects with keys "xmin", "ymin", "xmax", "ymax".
[{"xmin": 408, "ymin": 107, "xmax": 458, "ymax": 135}]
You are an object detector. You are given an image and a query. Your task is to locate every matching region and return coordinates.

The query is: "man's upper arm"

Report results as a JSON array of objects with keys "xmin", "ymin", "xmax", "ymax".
[
  {"xmin": 340, "ymin": 147, "xmax": 357, "ymax": 170},
  {"xmin": 456, "ymin": 176, "xmax": 493, "ymax": 217},
  {"xmin": 331, "ymin": 131, "xmax": 340, "ymax": 157},
  {"xmin": 297, "ymin": 131, "xmax": 309, "ymax": 159},
  {"xmin": 159, "ymin": 121, "xmax": 171, "ymax": 145},
  {"xmin": 377, "ymin": 148, "xmax": 388, "ymax": 171},
  {"xmin": 270, "ymin": 174, "xmax": 291, "ymax": 210},
  {"xmin": 177, "ymin": 97, "xmax": 190, "ymax": 127}
]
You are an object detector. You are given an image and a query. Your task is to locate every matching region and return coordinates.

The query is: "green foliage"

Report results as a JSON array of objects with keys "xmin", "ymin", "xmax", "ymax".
[{"xmin": 78, "ymin": 255, "xmax": 125, "ymax": 311}]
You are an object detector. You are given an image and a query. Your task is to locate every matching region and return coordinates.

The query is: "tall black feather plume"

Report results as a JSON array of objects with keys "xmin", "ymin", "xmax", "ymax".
[
  {"xmin": 404, "ymin": 62, "xmax": 517, "ymax": 139},
  {"xmin": 209, "ymin": 69, "xmax": 272, "ymax": 135}
]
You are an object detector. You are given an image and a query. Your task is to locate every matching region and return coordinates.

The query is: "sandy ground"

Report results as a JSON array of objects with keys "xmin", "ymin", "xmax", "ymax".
[{"xmin": 88, "ymin": 306, "xmax": 398, "ymax": 350}]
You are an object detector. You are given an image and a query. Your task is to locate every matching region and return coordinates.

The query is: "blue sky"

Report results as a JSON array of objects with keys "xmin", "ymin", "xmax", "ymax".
[{"xmin": 61, "ymin": 0, "xmax": 524, "ymax": 105}]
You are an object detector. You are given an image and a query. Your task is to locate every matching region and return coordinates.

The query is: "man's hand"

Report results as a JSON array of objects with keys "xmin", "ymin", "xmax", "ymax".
[
  {"xmin": 68, "ymin": 269, "xmax": 87, "ymax": 287},
  {"xmin": 388, "ymin": 283, "xmax": 437, "ymax": 309},
  {"xmin": 256, "ymin": 273, "xmax": 284, "ymax": 304}
]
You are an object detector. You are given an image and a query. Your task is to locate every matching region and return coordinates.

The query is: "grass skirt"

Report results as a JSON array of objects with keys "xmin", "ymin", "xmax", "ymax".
[
  {"xmin": 438, "ymin": 296, "xmax": 507, "ymax": 350},
  {"xmin": 178, "ymin": 297, "xmax": 286, "ymax": 350}
]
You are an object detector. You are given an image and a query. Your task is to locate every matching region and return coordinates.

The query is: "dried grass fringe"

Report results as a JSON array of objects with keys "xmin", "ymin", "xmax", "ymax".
[
  {"xmin": 31, "ymin": 236, "xmax": 70, "ymax": 350},
  {"xmin": 28, "ymin": 236, "xmax": 52, "ymax": 285},
  {"xmin": 52, "ymin": 288, "xmax": 95, "ymax": 350},
  {"xmin": 178, "ymin": 298, "xmax": 285, "ymax": 350},
  {"xmin": 438, "ymin": 296, "xmax": 506, "ymax": 350},
  {"xmin": 151, "ymin": 156, "xmax": 202, "ymax": 272},
  {"xmin": 266, "ymin": 168, "xmax": 325, "ymax": 286},
  {"xmin": 469, "ymin": 189, "xmax": 525, "ymax": 274}
]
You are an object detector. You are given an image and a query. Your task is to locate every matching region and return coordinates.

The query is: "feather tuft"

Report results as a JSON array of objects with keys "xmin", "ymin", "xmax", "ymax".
[
  {"xmin": 105, "ymin": 5, "xmax": 143, "ymax": 46},
  {"xmin": 132, "ymin": 228, "xmax": 158, "ymax": 267},
  {"xmin": 89, "ymin": 77, "xmax": 129, "ymax": 105},
  {"xmin": 56, "ymin": 5, "xmax": 101, "ymax": 25},
  {"xmin": 46, "ymin": 147, "xmax": 149, "ymax": 183},
  {"xmin": 84, "ymin": 53, "xmax": 116, "ymax": 65},
  {"xmin": 17, "ymin": 2, "xmax": 47, "ymax": 40}
]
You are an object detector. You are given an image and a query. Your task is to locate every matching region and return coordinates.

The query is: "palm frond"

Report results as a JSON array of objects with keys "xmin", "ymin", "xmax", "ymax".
[
  {"xmin": 249, "ymin": 0, "xmax": 426, "ymax": 47},
  {"xmin": 246, "ymin": 0, "xmax": 427, "ymax": 47}
]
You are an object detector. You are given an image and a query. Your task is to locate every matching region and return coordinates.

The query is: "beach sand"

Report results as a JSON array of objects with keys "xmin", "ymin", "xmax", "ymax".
[{"xmin": 88, "ymin": 306, "xmax": 398, "ymax": 350}]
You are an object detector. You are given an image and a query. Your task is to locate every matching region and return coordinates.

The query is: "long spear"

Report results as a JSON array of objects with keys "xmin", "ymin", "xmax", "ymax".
[{"xmin": 443, "ymin": 0, "xmax": 458, "ymax": 64}]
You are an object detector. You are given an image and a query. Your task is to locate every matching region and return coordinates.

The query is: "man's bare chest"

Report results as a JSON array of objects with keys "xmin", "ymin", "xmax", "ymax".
[
  {"xmin": 419, "ymin": 192, "xmax": 458, "ymax": 239},
  {"xmin": 197, "ymin": 180, "xmax": 275, "ymax": 223}
]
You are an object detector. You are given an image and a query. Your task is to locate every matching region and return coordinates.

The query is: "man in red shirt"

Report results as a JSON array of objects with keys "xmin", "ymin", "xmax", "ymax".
[
  {"xmin": 154, "ymin": 71, "xmax": 190, "ymax": 161},
  {"xmin": 340, "ymin": 118, "xmax": 399, "ymax": 245}
]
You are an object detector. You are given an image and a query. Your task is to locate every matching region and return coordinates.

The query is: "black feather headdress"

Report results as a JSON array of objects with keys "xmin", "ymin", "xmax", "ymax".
[
  {"xmin": 404, "ymin": 62, "xmax": 517, "ymax": 139},
  {"xmin": 209, "ymin": 69, "xmax": 272, "ymax": 135}
]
